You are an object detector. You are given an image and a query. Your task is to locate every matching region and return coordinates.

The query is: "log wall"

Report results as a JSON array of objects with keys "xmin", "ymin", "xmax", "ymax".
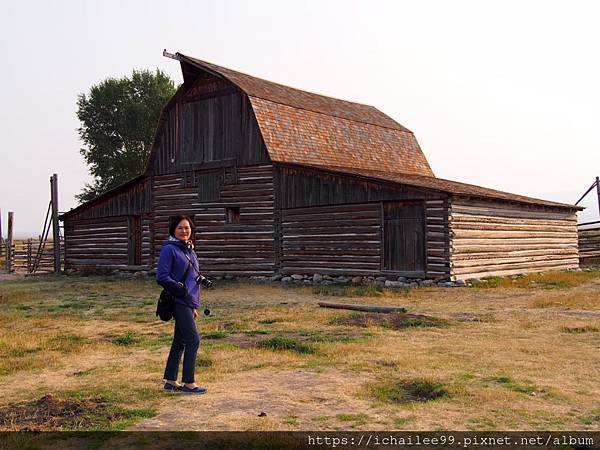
[
  {"xmin": 449, "ymin": 197, "xmax": 579, "ymax": 280},
  {"xmin": 63, "ymin": 215, "xmax": 152, "ymax": 269},
  {"xmin": 152, "ymin": 164, "xmax": 275, "ymax": 275},
  {"xmin": 280, "ymin": 200, "xmax": 450, "ymax": 278},
  {"xmin": 578, "ymin": 225, "xmax": 600, "ymax": 266},
  {"xmin": 281, "ymin": 203, "xmax": 381, "ymax": 276}
]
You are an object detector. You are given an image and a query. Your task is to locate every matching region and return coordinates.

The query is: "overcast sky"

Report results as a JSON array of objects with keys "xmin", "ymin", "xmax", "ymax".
[{"xmin": 1, "ymin": 0, "xmax": 599, "ymax": 237}]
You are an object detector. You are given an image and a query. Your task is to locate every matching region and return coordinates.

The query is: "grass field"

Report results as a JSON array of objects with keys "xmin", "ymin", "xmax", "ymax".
[{"xmin": 0, "ymin": 270, "xmax": 599, "ymax": 431}]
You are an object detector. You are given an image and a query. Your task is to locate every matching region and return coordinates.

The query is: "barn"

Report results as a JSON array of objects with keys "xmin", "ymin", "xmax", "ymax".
[{"xmin": 60, "ymin": 52, "xmax": 582, "ymax": 281}]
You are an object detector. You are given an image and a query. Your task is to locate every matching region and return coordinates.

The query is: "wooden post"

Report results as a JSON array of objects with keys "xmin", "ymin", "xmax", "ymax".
[
  {"xmin": 27, "ymin": 238, "xmax": 32, "ymax": 273},
  {"xmin": 596, "ymin": 176, "xmax": 600, "ymax": 217},
  {"xmin": 6, "ymin": 212, "xmax": 13, "ymax": 273},
  {"xmin": 51, "ymin": 174, "xmax": 61, "ymax": 275},
  {"xmin": 0, "ymin": 208, "xmax": 3, "ymax": 258}
]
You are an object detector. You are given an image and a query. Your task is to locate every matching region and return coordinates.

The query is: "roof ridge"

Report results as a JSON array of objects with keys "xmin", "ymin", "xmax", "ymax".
[
  {"xmin": 177, "ymin": 53, "xmax": 410, "ymax": 132},
  {"xmin": 247, "ymin": 94, "xmax": 413, "ymax": 134}
]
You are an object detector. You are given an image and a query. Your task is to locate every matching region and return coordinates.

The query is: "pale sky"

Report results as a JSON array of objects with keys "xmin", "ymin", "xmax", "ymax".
[{"xmin": 1, "ymin": 0, "xmax": 599, "ymax": 237}]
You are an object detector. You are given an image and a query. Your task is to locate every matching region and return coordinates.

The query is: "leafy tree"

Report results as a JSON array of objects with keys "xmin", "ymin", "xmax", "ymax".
[{"xmin": 76, "ymin": 69, "xmax": 176, "ymax": 202}]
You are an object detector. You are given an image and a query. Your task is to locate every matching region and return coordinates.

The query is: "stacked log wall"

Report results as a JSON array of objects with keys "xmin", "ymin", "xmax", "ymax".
[
  {"xmin": 62, "ymin": 178, "xmax": 152, "ymax": 269},
  {"xmin": 280, "ymin": 203, "xmax": 381, "ymax": 276},
  {"xmin": 449, "ymin": 197, "xmax": 579, "ymax": 280},
  {"xmin": 152, "ymin": 165, "xmax": 275, "ymax": 276},
  {"xmin": 578, "ymin": 225, "xmax": 600, "ymax": 266}
]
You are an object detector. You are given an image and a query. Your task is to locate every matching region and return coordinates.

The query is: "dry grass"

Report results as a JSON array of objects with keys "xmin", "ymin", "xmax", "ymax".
[{"xmin": 0, "ymin": 270, "xmax": 599, "ymax": 431}]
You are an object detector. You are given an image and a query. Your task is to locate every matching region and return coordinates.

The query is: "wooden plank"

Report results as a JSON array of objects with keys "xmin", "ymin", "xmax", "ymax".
[{"xmin": 318, "ymin": 302, "xmax": 407, "ymax": 313}]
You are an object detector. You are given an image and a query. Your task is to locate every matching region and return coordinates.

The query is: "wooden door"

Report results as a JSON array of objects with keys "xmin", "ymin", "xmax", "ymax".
[
  {"xmin": 127, "ymin": 216, "xmax": 142, "ymax": 266},
  {"xmin": 383, "ymin": 201, "xmax": 425, "ymax": 272}
]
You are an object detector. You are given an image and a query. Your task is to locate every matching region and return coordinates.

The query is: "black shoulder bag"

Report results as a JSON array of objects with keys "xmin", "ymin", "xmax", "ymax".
[{"xmin": 156, "ymin": 256, "xmax": 192, "ymax": 322}]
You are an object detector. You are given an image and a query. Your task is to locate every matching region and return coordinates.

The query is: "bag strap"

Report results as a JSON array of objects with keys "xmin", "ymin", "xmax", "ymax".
[{"xmin": 178, "ymin": 254, "xmax": 192, "ymax": 284}]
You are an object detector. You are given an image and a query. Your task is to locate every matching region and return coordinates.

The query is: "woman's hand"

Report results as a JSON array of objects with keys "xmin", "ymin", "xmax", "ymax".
[{"xmin": 193, "ymin": 309, "xmax": 198, "ymax": 319}]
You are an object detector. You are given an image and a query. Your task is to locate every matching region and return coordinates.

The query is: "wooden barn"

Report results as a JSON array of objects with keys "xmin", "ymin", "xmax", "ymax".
[{"xmin": 60, "ymin": 52, "xmax": 582, "ymax": 281}]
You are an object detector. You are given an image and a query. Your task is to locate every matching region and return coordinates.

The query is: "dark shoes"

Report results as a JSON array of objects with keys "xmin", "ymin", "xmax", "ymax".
[
  {"xmin": 180, "ymin": 385, "xmax": 207, "ymax": 395},
  {"xmin": 163, "ymin": 382, "xmax": 181, "ymax": 392}
]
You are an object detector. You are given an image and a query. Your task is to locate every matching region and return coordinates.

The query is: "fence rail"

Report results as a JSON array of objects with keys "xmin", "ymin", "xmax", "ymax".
[{"xmin": 4, "ymin": 238, "xmax": 64, "ymax": 273}]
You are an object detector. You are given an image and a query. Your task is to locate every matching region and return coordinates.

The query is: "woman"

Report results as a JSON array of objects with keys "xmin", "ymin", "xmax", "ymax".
[{"xmin": 156, "ymin": 215, "xmax": 207, "ymax": 395}]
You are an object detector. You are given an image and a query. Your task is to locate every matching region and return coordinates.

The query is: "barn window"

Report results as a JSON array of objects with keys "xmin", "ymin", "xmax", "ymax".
[{"xmin": 225, "ymin": 207, "xmax": 240, "ymax": 224}]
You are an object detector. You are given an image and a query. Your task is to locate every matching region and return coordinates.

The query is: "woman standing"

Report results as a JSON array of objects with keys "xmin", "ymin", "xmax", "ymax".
[{"xmin": 156, "ymin": 215, "xmax": 207, "ymax": 395}]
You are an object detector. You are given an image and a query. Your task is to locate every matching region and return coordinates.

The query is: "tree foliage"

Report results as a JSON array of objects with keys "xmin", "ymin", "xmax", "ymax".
[{"xmin": 76, "ymin": 69, "xmax": 176, "ymax": 203}]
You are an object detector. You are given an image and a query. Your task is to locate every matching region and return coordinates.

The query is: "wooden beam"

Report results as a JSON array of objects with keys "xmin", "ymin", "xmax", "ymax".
[{"xmin": 318, "ymin": 302, "xmax": 407, "ymax": 313}]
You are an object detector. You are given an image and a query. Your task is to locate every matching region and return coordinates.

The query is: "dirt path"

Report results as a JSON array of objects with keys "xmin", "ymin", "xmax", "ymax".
[{"xmin": 129, "ymin": 368, "xmax": 380, "ymax": 431}]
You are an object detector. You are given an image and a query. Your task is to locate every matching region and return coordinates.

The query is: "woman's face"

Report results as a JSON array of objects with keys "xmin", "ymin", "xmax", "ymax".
[{"xmin": 174, "ymin": 219, "xmax": 192, "ymax": 241}]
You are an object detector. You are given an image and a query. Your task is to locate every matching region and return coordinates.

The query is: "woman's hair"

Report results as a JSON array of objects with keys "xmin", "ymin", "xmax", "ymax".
[{"xmin": 168, "ymin": 215, "xmax": 196, "ymax": 239}]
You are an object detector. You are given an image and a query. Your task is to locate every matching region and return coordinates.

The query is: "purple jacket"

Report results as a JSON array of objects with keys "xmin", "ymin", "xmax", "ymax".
[{"xmin": 156, "ymin": 239, "xmax": 201, "ymax": 309}]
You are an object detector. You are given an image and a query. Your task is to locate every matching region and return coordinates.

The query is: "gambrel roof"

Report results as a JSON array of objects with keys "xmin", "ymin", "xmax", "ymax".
[{"xmin": 176, "ymin": 53, "xmax": 434, "ymax": 177}]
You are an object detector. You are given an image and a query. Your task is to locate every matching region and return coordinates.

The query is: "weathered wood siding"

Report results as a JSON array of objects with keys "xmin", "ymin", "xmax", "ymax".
[
  {"xmin": 449, "ymin": 198, "xmax": 579, "ymax": 280},
  {"xmin": 64, "ymin": 215, "xmax": 151, "ymax": 269},
  {"xmin": 152, "ymin": 73, "xmax": 269, "ymax": 176},
  {"xmin": 281, "ymin": 203, "xmax": 381, "ymax": 276},
  {"xmin": 578, "ymin": 225, "xmax": 600, "ymax": 265},
  {"xmin": 276, "ymin": 167, "xmax": 451, "ymax": 278},
  {"xmin": 62, "ymin": 178, "xmax": 152, "ymax": 269},
  {"xmin": 152, "ymin": 165, "xmax": 275, "ymax": 275}
]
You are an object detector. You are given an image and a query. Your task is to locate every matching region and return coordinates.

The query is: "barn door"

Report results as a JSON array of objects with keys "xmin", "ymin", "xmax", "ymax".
[
  {"xmin": 383, "ymin": 201, "xmax": 425, "ymax": 272},
  {"xmin": 127, "ymin": 216, "xmax": 142, "ymax": 266}
]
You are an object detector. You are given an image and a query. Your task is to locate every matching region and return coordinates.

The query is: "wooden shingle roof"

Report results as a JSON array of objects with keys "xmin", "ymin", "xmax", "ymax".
[
  {"xmin": 177, "ymin": 53, "xmax": 434, "ymax": 177},
  {"xmin": 295, "ymin": 164, "xmax": 581, "ymax": 210}
]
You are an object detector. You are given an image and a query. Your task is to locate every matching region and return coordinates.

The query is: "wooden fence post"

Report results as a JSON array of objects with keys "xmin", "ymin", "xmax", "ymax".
[
  {"xmin": 6, "ymin": 212, "xmax": 13, "ymax": 273},
  {"xmin": 51, "ymin": 174, "xmax": 61, "ymax": 275},
  {"xmin": 27, "ymin": 238, "xmax": 32, "ymax": 273}
]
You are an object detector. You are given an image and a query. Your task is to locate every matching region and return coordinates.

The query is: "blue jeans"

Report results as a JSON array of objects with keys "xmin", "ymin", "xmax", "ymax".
[{"xmin": 163, "ymin": 303, "xmax": 200, "ymax": 384}]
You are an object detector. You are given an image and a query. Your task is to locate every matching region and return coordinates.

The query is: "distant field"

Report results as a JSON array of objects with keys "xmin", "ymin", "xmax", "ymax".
[{"xmin": 0, "ymin": 270, "xmax": 599, "ymax": 432}]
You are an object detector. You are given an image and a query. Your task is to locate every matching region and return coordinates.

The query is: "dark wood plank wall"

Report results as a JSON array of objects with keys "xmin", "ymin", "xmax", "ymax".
[
  {"xmin": 64, "ymin": 216, "xmax": 128, "ymax": 268},
  {"xmin": 64, "ymin": 178, "xmax": 151, "ymax": 221},
  {"xmin": 281, "ymin": 203, "xmax": 381, "ymax": 276},
  {"xmin": 578, "ymin": 226, "xmax": 600, "ymax": 265},
  {"xmin": 63, "ymin": 177, "xmax": 153, "ymax": 269},
  {"xmin": 152, "ymin": 73, "xmax": 269, "ymax": 176},
  {"xmin": 449, "ymin": 197, "xmax": 579, "ymax": 280},
  {"xmin": 152, "ymin": 165, "xmax": 275, "ymax": 276},
  {"xmin": 276, "ymin": 166, "xmax": 451, "ymax": 278}
]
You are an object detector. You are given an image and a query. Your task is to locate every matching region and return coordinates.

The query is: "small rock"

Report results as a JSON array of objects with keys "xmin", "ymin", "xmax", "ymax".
[
  {"xmin": 258, "ymin": 411, "xmax": 267, "ymax": 417},
  {"xmin": 455, "ymin": 279, "xmax": 466, "ymax": 287},
  {"xmin": 271, "ymin": 274, "xmax": 283, "ymax": 282},
  {"xmin": 421, "ymin": 279, "xmax": 435, "ymax": 287},
  {"xmin": 224, "ymin": 275, "xmax": 234, "ymax": 280},
  {"xmin": 303, "ymin": 280, "xmax": 312, "ymax": 284},
  {"xmin": 397, "ymin": 276, "xmax": 407, "ymax": 282},
  {"xmin": 312, "ymin": 274, "xmax": 323, "ymax": 283},
  {"xmin": 385, "ymin": 280, "xmax": 403, "ymax": 288},
  {"xmin": 321, "ymin": 280, "xmax": 333, "ymax": 285},
  {"xmin": 323, "ymin": 275, "xmax": 333, "ymax": 281},
  {"xmin": 281, "ymin": 277, "xmax": 293, "ymax": 283},
  {"xmin": 291, "ymin": 274, "xmax": 304, "ymax": 280},
  {"xmin": 335, "ymin": 277, "xmax": 349, "ymax": 284},
  {"xmin": 409, "ymin": 282, "xmax": 418, "ymax": 288},
  {"xmin": 351, "ymin": 276, "xmax": 362, "ymax": 284},
  {"xmin": 376, "ymin": 276, "xmax": 387, "ymax": 282}
]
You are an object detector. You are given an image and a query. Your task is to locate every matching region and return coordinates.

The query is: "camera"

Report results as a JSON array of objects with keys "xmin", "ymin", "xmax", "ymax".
[{"xmin": 195, "ymin": 274, "xmax": 213, "ymax": 289}]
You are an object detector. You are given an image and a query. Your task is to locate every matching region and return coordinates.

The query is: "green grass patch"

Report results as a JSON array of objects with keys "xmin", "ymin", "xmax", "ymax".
[
  {"xmin": 488, "ymin": 375, "xmax": 539, "ymax": 395},
  {"xmin": 469, "ymin": 270, "xmax": 600, "ymax": 289},
  {"xmin": 244, "ymin": 329, "xmax": 271, "ymax": 336},
  {"xmin": 196, "ymin": 356, "xmax": 213, "ymax": 368},
  {"xmin": 201, "ymin": 331, "xmax": 228, "ymax": 340},
  {"xmin": 336, "ymin": 413, "xmax": 369, "ymax": 427},
  {"xmin": 312, "ymin": 283, "xmax": 388, "ymax": 298},
  {"xmin": 561, "ymin": 326, "xmax": 599, "ymax": 334},
  {"xmin": 258, "ymin": 336, "xmax": 315, "ymax": 354},
  {"xmin": 371, "ymin": 379, "xmax": 449, "ymax": 403},
  {"xmin": 108, "ymin": 331, "xmax": 141, "ymax": 347},
  {"xmin": 258, "ymin": 317, "xmax": 285, "ymax": 325}
]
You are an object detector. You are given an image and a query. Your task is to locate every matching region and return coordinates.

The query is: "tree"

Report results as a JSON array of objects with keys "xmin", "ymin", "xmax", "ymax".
[{"xmin": 76, "ymin": 69, "xmax": 176, "ymax": 203}]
